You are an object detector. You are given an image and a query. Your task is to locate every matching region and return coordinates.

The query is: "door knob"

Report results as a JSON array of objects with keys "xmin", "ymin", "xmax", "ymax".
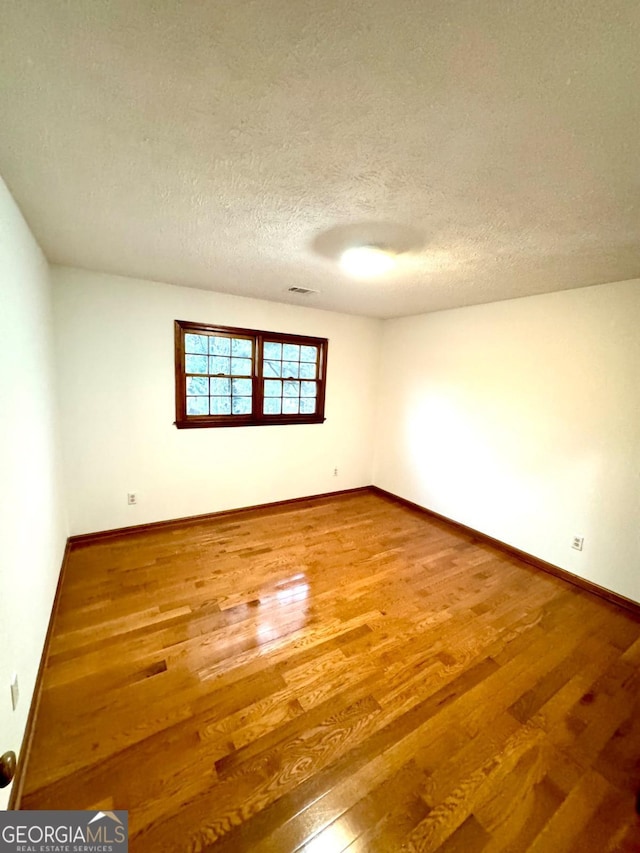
[{"xmin": 0, "ymin": 751, "xmax": 16, "ymax": 788}]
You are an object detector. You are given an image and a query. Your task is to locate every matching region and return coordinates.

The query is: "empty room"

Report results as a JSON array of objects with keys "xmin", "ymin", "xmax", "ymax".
[{"xmin": 1, "ymin": 1, "xmax": 639, "ymax": 851}]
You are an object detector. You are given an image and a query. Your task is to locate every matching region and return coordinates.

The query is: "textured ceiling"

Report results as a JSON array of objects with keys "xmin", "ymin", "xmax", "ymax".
[{"xmin": 1, "ymin": 1, "xmax": 639, "ymax": 318}]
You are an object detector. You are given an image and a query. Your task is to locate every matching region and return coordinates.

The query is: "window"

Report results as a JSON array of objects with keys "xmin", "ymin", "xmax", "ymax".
[{"xmin": 174, "ymin": 320, "xmax": 328, "ymax": 428}]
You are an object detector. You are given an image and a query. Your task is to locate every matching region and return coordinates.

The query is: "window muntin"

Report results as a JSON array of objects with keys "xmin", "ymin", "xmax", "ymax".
[{"xmin": 175, "ymin": 321, "xmax": 327, "ymax": 428}]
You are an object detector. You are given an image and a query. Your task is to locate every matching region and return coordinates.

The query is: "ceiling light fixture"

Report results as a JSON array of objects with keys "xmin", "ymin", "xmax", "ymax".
[{"xmin": 339, "ymin": 245, "xmax": 397, "ymax": 278}]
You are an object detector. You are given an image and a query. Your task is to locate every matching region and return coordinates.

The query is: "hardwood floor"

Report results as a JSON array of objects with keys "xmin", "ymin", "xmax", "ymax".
[{"xmin": 21, "ymin": 490, "xmax": 640, "ymax": 851}]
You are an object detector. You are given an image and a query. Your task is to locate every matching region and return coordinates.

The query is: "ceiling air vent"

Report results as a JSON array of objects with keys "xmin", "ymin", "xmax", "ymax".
[{"xmin": 288, "ymin": 286, "xmax": 319, "ymax": 295}]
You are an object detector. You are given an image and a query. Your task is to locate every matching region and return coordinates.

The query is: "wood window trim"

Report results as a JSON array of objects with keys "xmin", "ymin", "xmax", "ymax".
[{"xmin": 174, "ymin": 320, "xmax": 328, "ymax": 429}]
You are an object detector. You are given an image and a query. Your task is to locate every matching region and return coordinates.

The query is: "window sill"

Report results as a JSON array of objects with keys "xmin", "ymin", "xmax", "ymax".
[{"xmin": 174, "ymin": 416, "xmax": 326, "ymax": 429}]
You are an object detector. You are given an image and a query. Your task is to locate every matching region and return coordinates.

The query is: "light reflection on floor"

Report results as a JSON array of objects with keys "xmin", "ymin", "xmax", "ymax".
[
  {"xmin": 300, "ymin": 821, "xmax": 353, "ymax": 853},
  {"xmin": 256, "ymin": 573, "xmax": 310, "ymax": 645}
]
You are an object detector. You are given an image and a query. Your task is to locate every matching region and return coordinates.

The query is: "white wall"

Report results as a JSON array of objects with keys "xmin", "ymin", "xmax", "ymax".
[
  {"xmin": 53, "ymin": 267, "xmax": 381, "ymax": 535},
  {"xmin": 374, "ymin": 280, "xmax": 640, "ymax": 603},
  {"xmin": 0, "ymin": 179, "xmax": 67, "ymax": 808}
]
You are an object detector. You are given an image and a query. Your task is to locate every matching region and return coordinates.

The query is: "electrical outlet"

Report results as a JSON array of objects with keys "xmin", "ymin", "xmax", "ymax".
[
  {"xmin": 333, "ymin": 468, "xmax": 338, "ymax": 477},
  {"xmin": 571, "ymin": 536, "xmax": 584, "ymax": 551},
  {"xmin": 127, "ymin": 493, "xmax": 137, "ymax": 505},
  {"xmin": 10, "ymin": 674, "xmax": 19, "ymax": 711}
]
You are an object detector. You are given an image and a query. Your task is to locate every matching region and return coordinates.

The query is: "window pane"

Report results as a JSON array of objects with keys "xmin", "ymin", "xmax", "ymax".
[
  {"xmin": 300, "ymin": 381, "xmax": 317, "ymax": 397},
  {"xmin": 210, "ymin": 336, "xmax": 231, "ymax": 355},
  {"xmin": 263, "ymin": 398, "xmax": 282, "ymax": 415},
  {"xmin": 264, "ymin": 379, "xmax": 282, "ymax": 397},
  {"xmin": 283, "ymin": 381, "xmax": 300, "ymax": 397},
  {"xmin": 211, "ymin": 378, "xmax": 230, "ymax": 395},
  {"xmin": 299, "ymin": 362, "xmax": 316, "ymax": 379},
  {"xmin": 232, "ymin": 397, "xmax": 252, "ymax": 415},
  {"xmin": 264, "ymin": 341, "xmax": 282, "ymax": 360},
  {"xmin": 185, "ymin": 334, "xmax": 208, "ymax": 354},
  {"xmin": 232, "ymin": 378, "xmax": 252, "ymax": 396},
  {"xmin": 186, "ymin": 376, "xmax": 209, "ymax": 395},
  {"xmin": 283, "ymin": 343, "xmax": 300, "ymax": 360},
  {"xmin": 187, "ymin": 396, "xmax": 209, "ymax": 415},
  {"xmin": 263, "ymin": 360, "xmax": 281, "ymax": 378},
  {"xmin": 232, "ymin": 338, "xmax": 252, "ymax": 357},
  {"xmin": 210, "ymin": 397, "xmax": 231, "ymax": 415},
  {"xmin": 210, "ymin": 356, "xmax": 230, "ymax": 375},
  {"xmin": 300, "ymin": 398, "xmax": 316, "ymax": 414},
  {"xmin": 282, "ymin": 361, "xmax": 299, "ymax": 379},
  {"xmin": 186, "ymin": 354, "xmax": 208, "ymax": 374},
  {"xmin": 283, "ymin": 398, "xmax": 300, "ymax": 414},
  {"xmin": 231, "ymin": 357, "xmax": 252, "ymax": 376},
  {"xmin": 300, "ymin": 345, "xmax": 318, "ymax": 363}
]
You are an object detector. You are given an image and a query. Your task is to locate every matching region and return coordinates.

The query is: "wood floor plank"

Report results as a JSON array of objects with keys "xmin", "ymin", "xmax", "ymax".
[{"xmin": 20, "ymin": 491, "xmax": 640, "ymax": 851}]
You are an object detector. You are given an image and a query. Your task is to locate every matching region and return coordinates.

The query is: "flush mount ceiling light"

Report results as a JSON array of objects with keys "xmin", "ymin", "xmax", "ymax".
[
  {"xmin": 339, "ymin": 245, "xmax": 397, "ymax": 278},
  {"xmin": 312, "ymin": 222, "xmax": 424, "ymax": 278}
]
